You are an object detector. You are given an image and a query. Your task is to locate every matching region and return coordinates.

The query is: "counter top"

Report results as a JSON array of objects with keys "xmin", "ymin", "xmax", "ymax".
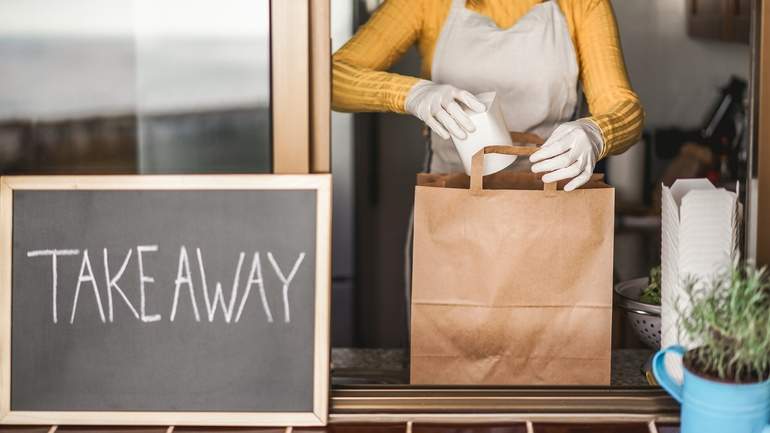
[{"xmin": 331, "ymin": 348, "xmax": 653, "ymax": 386}]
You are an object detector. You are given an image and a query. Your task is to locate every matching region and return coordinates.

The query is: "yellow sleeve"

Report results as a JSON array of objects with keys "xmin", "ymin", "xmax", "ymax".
[
  {"xmin": 572, "ymin": 0, "xmax": 645, "ymax": 158},
  {"xmin": 332, "ymin": 0, "xmax": 424, "ymax": 113}
]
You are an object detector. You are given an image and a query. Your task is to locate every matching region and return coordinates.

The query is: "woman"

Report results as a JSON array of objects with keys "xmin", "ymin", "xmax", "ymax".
[{"xmin": 332, "ymin": 0, "xmax": 644, "ymax": 191}]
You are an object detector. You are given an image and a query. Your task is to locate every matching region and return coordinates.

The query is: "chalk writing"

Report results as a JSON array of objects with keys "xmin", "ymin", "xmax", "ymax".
[
  {"xmin": 25, "ymin": 249, "xmax": 79, "ymax": 324},
  {"xmin": 25, "ymin": 246, "xmax": 307, "ymax": 325},
  {"xmin": 104, "ymin": 248, "xmax": 139, "ymax": 322}
]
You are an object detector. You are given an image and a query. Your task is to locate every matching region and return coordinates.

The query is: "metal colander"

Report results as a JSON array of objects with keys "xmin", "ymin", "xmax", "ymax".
[{"xmin": 614, "ymin": 277, "xmax": 661, "ymax": 349}]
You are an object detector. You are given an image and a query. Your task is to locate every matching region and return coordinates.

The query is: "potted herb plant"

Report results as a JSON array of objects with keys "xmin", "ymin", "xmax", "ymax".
[{"xmin": 653, "ymin": 262, "xmax": 770, "ymax": 433}]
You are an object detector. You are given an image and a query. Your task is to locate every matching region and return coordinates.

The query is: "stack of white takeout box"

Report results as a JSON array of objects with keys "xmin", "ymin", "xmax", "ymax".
[{"xmin": 661, "ymin": 178, "xmax": 741, "ymax": 380}]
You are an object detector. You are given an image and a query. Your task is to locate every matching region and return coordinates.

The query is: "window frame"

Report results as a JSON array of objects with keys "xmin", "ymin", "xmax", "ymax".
[{"xmin": 272, "ymin": 0, "xmax": 331, "ymax": 174}]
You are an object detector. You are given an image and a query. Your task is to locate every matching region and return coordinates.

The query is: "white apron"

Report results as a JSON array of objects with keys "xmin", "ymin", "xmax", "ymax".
[
  {"xmin": 427, "ymin": 0, "xmax": 579, "ymax": 173},
  {"xmin": 406, "ymin": 0, "xmax": 581, "ymax": 326}
]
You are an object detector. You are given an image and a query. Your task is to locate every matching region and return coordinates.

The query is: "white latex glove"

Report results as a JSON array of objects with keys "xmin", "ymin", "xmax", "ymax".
[
  {"xmin": 405, "ymin": 80, "xmax": 486, "ymax": 140},
  {"xmin": 529, "ymin": 119, "xmax": 604, "ymax": 192}
]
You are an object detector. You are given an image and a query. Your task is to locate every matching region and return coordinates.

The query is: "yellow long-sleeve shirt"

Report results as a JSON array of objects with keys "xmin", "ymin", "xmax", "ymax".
[{"xmin": 332, "ymin": 0, "xmax": 644, "ymax": 158}]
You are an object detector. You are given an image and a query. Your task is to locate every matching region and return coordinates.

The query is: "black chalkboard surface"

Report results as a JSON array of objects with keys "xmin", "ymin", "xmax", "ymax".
[{"xmin": 0, "ymin": 175, "xmax": 331, "ymax": 426}]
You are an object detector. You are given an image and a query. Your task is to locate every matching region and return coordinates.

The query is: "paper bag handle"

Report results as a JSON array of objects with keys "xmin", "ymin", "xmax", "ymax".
[
  {"xmin": 470, "ymin": 136, "xmax": 557, "ymax": 195},
  {"xmin": 508, "ymin": 131, "xmax": 546, "ymax": 145}
]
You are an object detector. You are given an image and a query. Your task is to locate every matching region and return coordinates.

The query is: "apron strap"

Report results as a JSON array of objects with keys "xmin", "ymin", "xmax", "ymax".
[{"xmin": 451, "ymin": 0, "xmax": 466, "ymax": 9}]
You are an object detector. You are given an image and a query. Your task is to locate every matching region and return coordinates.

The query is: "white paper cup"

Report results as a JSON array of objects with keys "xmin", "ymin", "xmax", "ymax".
[{"xmin": 450, "ymin": 91, "xmax": 515, "ymax": 176}]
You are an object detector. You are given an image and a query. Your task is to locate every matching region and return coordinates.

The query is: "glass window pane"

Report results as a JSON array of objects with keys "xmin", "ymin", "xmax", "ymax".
[
  {"xmin": 134, "ymin": 0, "xmax": 271, "ymax": 173},
  {"xmin": 0, "ymin": 0, "xmax": 137, "ymax": 174},
  {"xmin": 0, "ymin": 0, "xmax": 271, "ymax": 175}
]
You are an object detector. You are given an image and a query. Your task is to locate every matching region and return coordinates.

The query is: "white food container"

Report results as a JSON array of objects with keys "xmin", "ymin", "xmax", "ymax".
[{"xmin": 450, "ymin": 91, "xmax": 515, "ymax": 176}]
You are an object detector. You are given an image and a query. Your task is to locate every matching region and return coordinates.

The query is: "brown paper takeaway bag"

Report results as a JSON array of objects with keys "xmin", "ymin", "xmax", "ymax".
[{"xmin": 410, "ymin": 142, "xmax": 614, "ymax": 385}]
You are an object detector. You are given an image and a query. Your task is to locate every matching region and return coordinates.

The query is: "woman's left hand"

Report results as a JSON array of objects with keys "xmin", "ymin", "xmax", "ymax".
[{"xmin": 529, "ymin": 119, "xmax": 604, "ymax": 192}]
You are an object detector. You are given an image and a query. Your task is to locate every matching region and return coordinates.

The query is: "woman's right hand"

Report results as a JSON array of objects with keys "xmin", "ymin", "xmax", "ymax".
[{"xmin": 404, "ymin": 80, "xmax": 486, "ymax": 140}]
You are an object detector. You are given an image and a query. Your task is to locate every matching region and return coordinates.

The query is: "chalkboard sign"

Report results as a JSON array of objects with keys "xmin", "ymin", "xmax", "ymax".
[{"xmin": 0, "ymin": 175, "xmax": 331, "ymax": 426}]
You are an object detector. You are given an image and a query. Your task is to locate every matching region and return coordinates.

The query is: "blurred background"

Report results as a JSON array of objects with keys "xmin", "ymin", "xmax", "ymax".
[{"xmin": 0, "ymin": 0, "xmax": 271, "ymax": 174}]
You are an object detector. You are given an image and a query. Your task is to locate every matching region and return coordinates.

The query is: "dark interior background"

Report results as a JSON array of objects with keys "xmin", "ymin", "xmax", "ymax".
[{"xmin": 341, "ymin": 0, "xmax": 752, "ymax": 349}]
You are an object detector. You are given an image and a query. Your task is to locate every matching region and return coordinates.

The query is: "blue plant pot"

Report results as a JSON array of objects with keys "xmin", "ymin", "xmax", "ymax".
[{"xmin": 653, "ymin": 345, "xmax": 770, "ymax": 433}]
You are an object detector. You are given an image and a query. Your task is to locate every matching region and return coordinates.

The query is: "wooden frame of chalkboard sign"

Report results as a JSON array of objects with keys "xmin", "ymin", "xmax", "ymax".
[{"xmin": 0, "ymin": 175, "xmax": 331, "ymax": 426}]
